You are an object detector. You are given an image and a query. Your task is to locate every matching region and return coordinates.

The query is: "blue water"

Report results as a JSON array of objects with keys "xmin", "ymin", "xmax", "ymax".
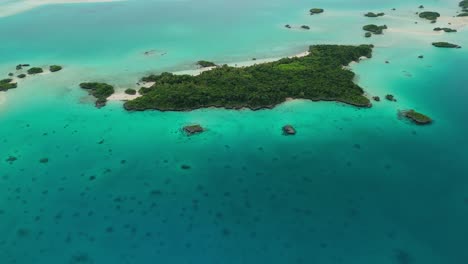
[{"xmin": 1, "ymin": 0, "xmax": 468, "ymax": 263}]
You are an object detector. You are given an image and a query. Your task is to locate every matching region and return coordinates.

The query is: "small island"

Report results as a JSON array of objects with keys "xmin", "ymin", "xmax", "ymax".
[
  {"xmin": 457, "ymin": 12, "xmax": 468, "ymax": 16},
  {"xmin": 385, "ymin": 94, "xmax": 396, "ymax": 102},
  {"xmin": 197, "ymin": 60, "xmax": 217, "ymax": 68},
  {"xmin": 125, "ymin": 88, "xmax": 137, "ymax": 95},
  {"xmin": 79, "ymin": 82, "xmax": 115, "ymax": 108},
  {"xmin": 364, "ymin": 32, "xmax": 372, "ymax": 38},
  {"xmin": 419, "ymin": 11, "xmax": 440, "ymax": 21},
  {"xmin": 432, "ymin": 42, "xmax": 461, "ymax": 48},
  {"xmin": 433, "ymin": 27, "xmax": 457, "ymax": 33},
  {"xmin": 124, "ymin": 45, "xmax": 374, "ymax": 111},
  {"xmin": 363, "ymin": 24, "xmax": 388, "ymax": 35},
  {"xmin": 309, "ymin": 8, "xmax": 324, "ymax": 15},
  {"xmin": 364, "ymin": 12, "xmax": 385, "ymax": 17},
  {"xmin": 301, "ymin": 25, "xmax": 310, "ymax": 30},
  {"xmin": 27, "ymin": 67, "xmax": 43, "ymax": 75},
  {"xmin": 49, "ymin": 65, "xmax": 63, "ymax": 72},
  {"xmin": 183, "ymin": 124, "xmax": 204, "ymax": 135},
  {"xmin": 282, "ymin": 125, "xmax": 296, "ymax": 135},
  {"xmin": 401, "ymin": 110, "xmax": 432, "ymax": 125},
  {"xmin": 0, "ymin": 78, "xmax": 18, "ymax": 91}
]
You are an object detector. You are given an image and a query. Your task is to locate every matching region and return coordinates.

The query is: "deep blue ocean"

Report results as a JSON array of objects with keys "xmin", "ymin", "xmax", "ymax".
[{"xmin": 1, "ymin": 0, "xmax": 467, "ymax": 263}]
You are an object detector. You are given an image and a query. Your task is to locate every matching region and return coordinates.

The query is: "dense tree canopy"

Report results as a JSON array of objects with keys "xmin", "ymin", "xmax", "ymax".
[{"xmin": 124, "ymin": 45, "xmax": 373, "ymax": 111}]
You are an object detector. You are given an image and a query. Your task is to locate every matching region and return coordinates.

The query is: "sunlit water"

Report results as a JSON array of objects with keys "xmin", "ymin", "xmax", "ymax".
[{"xmin": 1, "ymin": 0, "xmax": 468, "ymax": 263}]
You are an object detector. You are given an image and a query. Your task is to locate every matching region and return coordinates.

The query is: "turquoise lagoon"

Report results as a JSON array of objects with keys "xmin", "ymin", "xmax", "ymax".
[{"xmin": 1, "ymin": 0, "xmax": 468, "ymax": 263}]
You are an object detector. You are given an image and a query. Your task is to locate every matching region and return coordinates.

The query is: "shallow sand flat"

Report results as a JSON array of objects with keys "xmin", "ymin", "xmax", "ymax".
[{"xmin": 0, "ymin": 0, "xmax": 123, "ymax": 17}]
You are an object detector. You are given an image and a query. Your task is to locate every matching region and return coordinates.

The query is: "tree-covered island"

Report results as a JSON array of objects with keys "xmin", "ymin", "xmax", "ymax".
[
  {"xmin": 309, "ymin": 8, "xmax": 324, "ymax": 15},
  {"xmin": 401, "ymin": 110, "xmax": 432, "ymax": 125},
  {"xmin": 79, "ymin": 82, "xmax": 115, "ymax": 108},
  {"xmin": 123, "ymin": 45, "xmax": 374, "ymax": 111},
  {"xmin": 0, "ymin": 78, "xmax": 17, "ymax": 91},
  {"xmin": 432, "ymin": 42, "xmax": 461, "ymax": 48},
  {"xmin": 49, "ymin": 65, "xmax": 63, "ymax": 72},
  {"xmin": 27, "ymin": 67, "xmax": 43, "ymax": 75},
  {"xmin": 418, "ymin": 11, "xmax": 440, "ymax": 21},
  {"xmin": 363, "ymin": 24, "xmax": 388, "ymax": 35},
  {"xmin": 433, "ymin": 27, "xmax": 457, "ymax": 33},
  {"xmin": 364, "ymin": 12, "xmax": 385, "ymax": 17}
]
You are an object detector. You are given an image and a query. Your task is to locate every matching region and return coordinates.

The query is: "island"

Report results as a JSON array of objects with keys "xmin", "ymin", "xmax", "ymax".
[
  {"xmin": 282, "ymin": 125, "xmax": 296, "ymax": 135},
  {"xmin": 364, "ymin": 32, "xmax": 372, "ymax": 38},
  {"xmin": 17, "ymin": 74, "xmax": 26, "ymax": 78},
  {"xmin": 457, "ymin": 12, "xmax": 468, "ymax": 16},
  {"xmin": 385, "ymin": 94, "xmax": 396, "ymax": 102},
  {"xmin": 418, "ymin": 11, "xmax": 440, "ymax": 21},
  {"xmin": 310, "ymin": 8, "xmax": 324, "ymax": 15},
  {"xmin": 433, "ymin": 27, "xmax": 457, "ymax": 33},
  {"xmin": 364, "ymin": 12, "xmax": 385, "ymax": 17},
  {"xmin": 0, "ymin": 78, "xmax": 17, "ymax": 91},
  {"xmin": 49, "ymin": 65, "xmax": 63, "ymax": 72},
  {"xmin": 79, "ymin": 82, "xmax": 115, "ymax": 108},
  {"xmin": 301, "ymin": 25, "xmax": 310, "ymax": 30},
  {"xmin": 123, "ymin": 44, "xmax": 374, "ymax": 111},
  {"xmin": 401, "ymin": 110, "xmax": 432, "ymax": 125},
  {"xmin": 27, "ymin": 67, "xmax": 43, "ymax": 75},
  {"xmin": 363, "ymin": 24, "xmax": 388, "ymax": 35},
  {"xmin": 125, "ymin": 88, "xmax": 137, "ymax": 95},
  {"xmin": 460, "ymin": 0, "xmax": 468, "ymax": 9},
  {"xmin": 183, "ymin": 124, "xmax": 204, "ymax": 135},
  {"xmin": 197, "ymin": 61, "xmax": 217, "ymax": 68},
  {"xmin": 432, "ymin": 42, "xmax": 461, "ymax": 48}
]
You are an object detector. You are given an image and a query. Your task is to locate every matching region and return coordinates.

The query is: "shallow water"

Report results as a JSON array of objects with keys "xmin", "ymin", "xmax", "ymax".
[{"xmin": 1, "ymin": 0, "xmax": 468, "ymax": 263}]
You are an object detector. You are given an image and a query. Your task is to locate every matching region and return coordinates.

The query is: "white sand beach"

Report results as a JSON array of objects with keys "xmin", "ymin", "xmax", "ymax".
[{"xmin": 107, "ymin": 51, "xmax": 311, "ymax": 102}]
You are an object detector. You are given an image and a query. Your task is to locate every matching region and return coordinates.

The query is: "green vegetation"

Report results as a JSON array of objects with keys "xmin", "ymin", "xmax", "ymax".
[
  {"xmin": 197, "ymin": 61, "xmax": 216, "ymax": 68},
  {"xmin": 432, "ymin": 42, "xmax": 461, "ymax": 48},
  {"xmin": 385, "ymin": 94, "xmax": 396, "ymax": 102},
  {"xmin": 364, "ymin": 32, "xmax": 372, "ymax": 38},
  {"xmin": 301, "ymin": 25, "xmax": 310, "ymax": 30},
  {"xmin": 27, "ymin": 67, "xmax": 43, "ymax": 75},
  {"xmin": 79, "ymin": 82, "xmax": 115, "ymax": 108},
  {"xmin": 460, "ymin": 0, "xmax": 468, "ymax": 9},
  {"xmin": 419, "ymin": 11, "xmax": 440, "ymax": 21},
  {"xmin": 402, "ymin": 110, "xmax": 432, "ymax": 125},
  {"xmin": 457, "ymin": 12, "xmax": 468, "ymax": 16},
  {"xmin": 363, "ymin": 24, "xmax": 387, "ymax": 34},
  {"xmin": 49, "ymin": 65, "xmax": 62, "ymax": 72},
  {"xmin": 310, "ymin": 8, "xmax": 324, "ymax": 15},
  {"xmin": 125, "ymin": 88, "xmax": 137, "ymax": 95},
  {"xmin": 433, "ymin": 27, "xmax": 457, "ymax": 32},
  {"xmin": 124, "ymin": 45, "xmax": 374, "ymax": 111},
  {"xmin": 364, "ymin": 12, "xmax": 385, "ymax": 17},
  {"xmin": 0, "ymin": 79, "xmax": 17, "ymax": 91},
  {"xmin": 17, "ymin": 74, "xmax": 26, "ymax": 78}
]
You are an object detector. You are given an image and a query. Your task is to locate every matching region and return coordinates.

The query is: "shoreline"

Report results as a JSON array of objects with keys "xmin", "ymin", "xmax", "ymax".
[
  {"xmin": 123, "ymin": 97, "xmax": 372, "ymax": 113},
  {"xmin": 107, "ymin": 50, "xmax": 310, "ymax": 102},
  {"xmin": 0, "ymin": 0, "xmax": 124, "ymax": 18}
]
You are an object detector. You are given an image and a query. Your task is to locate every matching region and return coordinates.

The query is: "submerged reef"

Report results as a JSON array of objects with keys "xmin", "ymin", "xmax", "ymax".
[
  {"xmin": 197, "ymin": 61, "xmax": 217, "ymax": 68},
  {"xmin": 124, "ymin": 45, "xmax": 374, "ymax": 111}
]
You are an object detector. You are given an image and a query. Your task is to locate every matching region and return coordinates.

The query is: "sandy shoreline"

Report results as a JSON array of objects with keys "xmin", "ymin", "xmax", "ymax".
[
  {"xmin": 107, "ymin": 50, "xmax": 310, "ymax": 101},
  {"xmin": 0, "ymin": 0, "xmax": 124, "ymax": 18}
]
